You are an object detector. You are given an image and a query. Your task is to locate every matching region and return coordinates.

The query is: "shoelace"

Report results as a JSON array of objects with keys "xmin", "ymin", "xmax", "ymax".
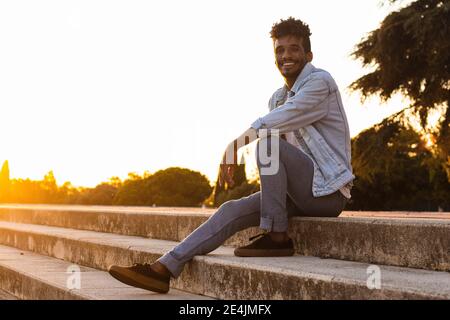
[
  {"xmin": 132, "ymin": 263, "xmax": 150, "ymax": 267},
  {"xmin": 248, "ymin": 232, "xmax": 268, "ymax": 242}
]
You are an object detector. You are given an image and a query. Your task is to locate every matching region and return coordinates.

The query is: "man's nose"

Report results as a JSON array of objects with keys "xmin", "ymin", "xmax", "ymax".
[{"xmin": 282, "ymin": 50, "xmax": 293, "ymax": 61}]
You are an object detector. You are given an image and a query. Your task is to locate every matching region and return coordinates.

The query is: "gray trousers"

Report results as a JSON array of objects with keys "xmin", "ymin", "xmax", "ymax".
[{"xmin": 158, "ymin": 137, "xmax": 348, "ymax": 278}]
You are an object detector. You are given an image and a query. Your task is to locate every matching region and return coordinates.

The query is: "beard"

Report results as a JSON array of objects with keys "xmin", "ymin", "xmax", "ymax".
[{"xmin": 277, "ymin": 58, "xmax": 307, "ymax": 79}]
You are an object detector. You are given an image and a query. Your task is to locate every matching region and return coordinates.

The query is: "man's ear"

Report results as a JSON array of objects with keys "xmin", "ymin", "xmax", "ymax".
[{"xmin": 306, "ymin": 52, "xmax": 313, "ymax": 62}]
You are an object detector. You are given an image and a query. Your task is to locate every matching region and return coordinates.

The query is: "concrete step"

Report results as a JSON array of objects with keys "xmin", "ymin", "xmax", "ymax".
[
  {"xmin": 0, "ymin": 204, "xmax": 448, "ymax": 271},
  {"xmin": 0, "ymin": 244, "xmax": 211, "ymax": 300},
  {"xmin": 0, "ymin": 288, "xmax": 18, "ymax": 300},
  {"xmin": 0, "ymin": 221, "xmax": 448, "ymax": 300}
]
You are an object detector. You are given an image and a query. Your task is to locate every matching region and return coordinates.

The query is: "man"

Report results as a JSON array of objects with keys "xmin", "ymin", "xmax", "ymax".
[{"xmin": 108, "ymin": 17, "xmax": 354, "ymax": 294}]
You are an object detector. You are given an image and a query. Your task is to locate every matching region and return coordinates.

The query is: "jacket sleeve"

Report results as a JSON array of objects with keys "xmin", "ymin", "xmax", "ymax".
[{"xmin": 251, "ymin": 77, "xmax": 330, "ymax": 134}]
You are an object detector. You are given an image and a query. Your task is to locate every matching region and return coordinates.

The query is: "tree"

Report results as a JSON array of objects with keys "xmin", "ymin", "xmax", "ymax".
[
  {"xmin": 0, "ymin": 160, "xmax": 10, "ymax": 201},
  {"xmin": 351, "ymin": 0, "xmax": 450, "ymax": 178},
  {"xmin": 107, "ymin": 176, "xmax": 123, "ymax": 188},
  {"xmin": 74, "ymin": 183, "xmax": 118, "ymax": 205},
  {"xmin": 42, "ymin": 171, "xmax": 57, "ymax": 190},
  {"xmin": 348, "ymin": 109, "xmax": 449, "ymax": 211},
  {"xmin": 112, "ymin": 177, "xmax": 148, "ymax": 205},
  {"xmin": 113, "ymin": 167, "xmax": 213, "ymax": 207}
]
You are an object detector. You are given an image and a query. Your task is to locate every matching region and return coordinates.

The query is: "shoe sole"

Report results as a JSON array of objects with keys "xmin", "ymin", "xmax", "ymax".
[
  {"xmin": 234, "ymin": 248, "xmax": 295, "ymax": 257},
  {"xmin": 108, "ymin": 266, "xmax": 169, "ymax": 294}
]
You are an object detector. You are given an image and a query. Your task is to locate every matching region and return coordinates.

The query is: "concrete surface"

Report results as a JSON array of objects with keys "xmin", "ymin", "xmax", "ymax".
[
  {"xmin": 0, "ymin": 205, "xmax": 448, "ymax": 271},
  {"xmin": 0, "ymin": 245, "xmax": 211, "ymax": 300},
  {"xmin": 0, "ymin": 221, "xmax": 448, "ymax": 300},
  {"xmin": 0, "ymin": 288, "xmax": 17, "ymax": 300}
]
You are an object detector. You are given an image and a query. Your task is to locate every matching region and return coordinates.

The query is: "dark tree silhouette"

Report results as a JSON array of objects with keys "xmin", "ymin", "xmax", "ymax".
[
  {"xmin": 351, "ymin": 0, "xmax": 449, "ymax": 177},
  {"xmin": 349, "ymin": 109, "xmax": 450, "ymax": 211},
  {"xmin": 0, "ymin": 160, "xmax": 10, "ymax": 201},
  {"xmin": 113, "ymin": 167, "xmax": 212, "ymax": 207}
]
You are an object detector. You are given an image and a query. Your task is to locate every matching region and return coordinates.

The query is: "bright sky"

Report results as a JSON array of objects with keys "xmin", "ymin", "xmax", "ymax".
[{"xmin": 0, "ymin": 0, "xmax": 412, "ymax": 187}]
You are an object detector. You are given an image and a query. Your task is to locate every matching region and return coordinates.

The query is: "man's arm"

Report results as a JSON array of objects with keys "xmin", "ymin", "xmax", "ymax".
[
  {"xmin": 222, "ymin": 127, "xmax": 258, "ymax": 165},
  {"xmin": 218, "ymin": 90, "xmax": 278, "ymax": 187},
  {"xmin": 251, "ymin": 77, "xmax": 330, "ymax": 133},
  {"xmin": 219, "ymin": 77, "xmax": 330, "ymax": 185}
]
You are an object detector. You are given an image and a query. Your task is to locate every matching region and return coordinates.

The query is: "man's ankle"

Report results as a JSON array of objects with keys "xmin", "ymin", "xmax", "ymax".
[
  {"xmin": 150, "ymin": 262, "xmax": 172, "ymax": 278},
  {"xmin": 267, "ymin": 231, "xmax": 289, "ymax": 242}
]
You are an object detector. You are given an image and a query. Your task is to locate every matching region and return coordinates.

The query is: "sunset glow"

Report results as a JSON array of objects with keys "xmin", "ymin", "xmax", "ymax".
[{"xmin": 0, "ymin": 0, "xmax": 413, "ymax": 187}]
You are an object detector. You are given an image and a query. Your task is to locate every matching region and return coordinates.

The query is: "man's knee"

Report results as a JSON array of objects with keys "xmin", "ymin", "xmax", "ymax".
[
  {"xmin": 256, "ymin": 136, "xmax": 286, "ymax": 177},
  {"xmin": 207, "ymin": 195, "xmax": 259, "ymax": 234},
  {"xmin": 217, "ymin": 193, "xmax": 259, "ymax": 218}
]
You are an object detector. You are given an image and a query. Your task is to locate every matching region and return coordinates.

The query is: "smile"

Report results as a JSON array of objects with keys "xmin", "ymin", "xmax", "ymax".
[{"xmin": 282, "ymin": 62, "xmax": 296, "ymax": 67}]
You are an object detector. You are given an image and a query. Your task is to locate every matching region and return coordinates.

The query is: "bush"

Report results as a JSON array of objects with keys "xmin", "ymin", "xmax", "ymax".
[{"xmin": 113, "ymin": 167, "xmax": 213, "ymax": 207}]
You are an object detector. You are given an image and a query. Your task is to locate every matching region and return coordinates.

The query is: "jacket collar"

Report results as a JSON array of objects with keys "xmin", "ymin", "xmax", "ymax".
[{"xmin": 273, "ymin": 62, "xmax": 315, "ymax": 108}]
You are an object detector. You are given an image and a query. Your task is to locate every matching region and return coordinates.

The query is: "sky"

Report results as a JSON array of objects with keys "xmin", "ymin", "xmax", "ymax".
[{"xmin": 0, "ymin": 0, "xmax": 413, "ymax": 187}]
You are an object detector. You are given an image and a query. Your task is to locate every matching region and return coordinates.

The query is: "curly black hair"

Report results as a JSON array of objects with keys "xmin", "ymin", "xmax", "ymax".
[{"xmin": 270, "ymin": 17, "xmax": 312, "ymax": 53}]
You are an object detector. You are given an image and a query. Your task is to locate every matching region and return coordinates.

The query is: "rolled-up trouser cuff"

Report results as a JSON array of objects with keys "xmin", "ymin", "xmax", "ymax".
[
  {"xmin": 157, "ymin": 252, "xmax": 184, "ymax": 279},
  {"xmin": 260, "ymin": 216, "xmax": 289, "ymax": 232}
]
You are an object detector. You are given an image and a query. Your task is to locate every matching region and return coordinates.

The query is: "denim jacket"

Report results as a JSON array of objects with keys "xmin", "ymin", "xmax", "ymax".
[{"xmin": 251, "ymin": 63, "xmax": 354, "ymax": 197}]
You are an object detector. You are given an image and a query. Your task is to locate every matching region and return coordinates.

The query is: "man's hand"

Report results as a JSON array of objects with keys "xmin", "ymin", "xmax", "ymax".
[
  {"xmin": 218, "ymin": 143, "xmax": 237, "ymax": 188},
  {"xmin": 218, "ymin": 163, "xmax": 236, "ymax": 188},
  {"xmin": 218, "ymin": 128, "xmax": 258, "ymax": 188}
]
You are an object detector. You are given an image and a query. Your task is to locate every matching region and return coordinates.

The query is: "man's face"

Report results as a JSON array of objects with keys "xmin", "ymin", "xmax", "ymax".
[{"xmin": 274, "ymin": 35, "xmax": 312, "ymax": 79}]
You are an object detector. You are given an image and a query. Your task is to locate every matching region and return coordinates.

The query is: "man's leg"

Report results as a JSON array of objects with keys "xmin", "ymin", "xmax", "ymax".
[
  {"xmin": 109, "ymin": 193, "xmax": 262, "ymax": 291},
  {"xmin": 157, "ymin": 192, "xmax": 261, "ymax": 278},
  {"xmin": 233, "ymin": 136, "xmax": 346, "ymax": 256},
  {"xmin": 256, "ymin": 136, "xmax": 309, "ymax": 233},
  {"xmin": 258, "ymin": 136, "xmax": 346, "ymax": 227}
]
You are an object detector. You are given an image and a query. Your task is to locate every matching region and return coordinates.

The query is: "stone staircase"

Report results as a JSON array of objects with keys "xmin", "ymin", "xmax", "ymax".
[{"xmin": 0, "ymin": 204, "xmax": 448, "ymax": 300}]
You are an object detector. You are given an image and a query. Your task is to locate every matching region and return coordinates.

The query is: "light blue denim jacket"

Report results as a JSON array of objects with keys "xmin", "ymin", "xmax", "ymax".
[{"xmin": 251, "ymin": 63, "xmax": 354, "ymax": 197}]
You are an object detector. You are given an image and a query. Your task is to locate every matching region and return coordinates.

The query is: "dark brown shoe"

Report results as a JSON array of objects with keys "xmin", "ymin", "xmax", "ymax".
[
  {"xmin": 108, "ymin": 263, "xmax": 170, "ymax": 293},
  {"xmin": 234, "ymin": 233, "xmax": 295, "ymax": 257}
]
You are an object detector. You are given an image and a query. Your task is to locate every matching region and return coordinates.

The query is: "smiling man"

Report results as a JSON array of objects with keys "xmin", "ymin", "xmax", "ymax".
[{"xmin": 108, "ymin": 17, "xmax": 354, "ymax": 294}]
